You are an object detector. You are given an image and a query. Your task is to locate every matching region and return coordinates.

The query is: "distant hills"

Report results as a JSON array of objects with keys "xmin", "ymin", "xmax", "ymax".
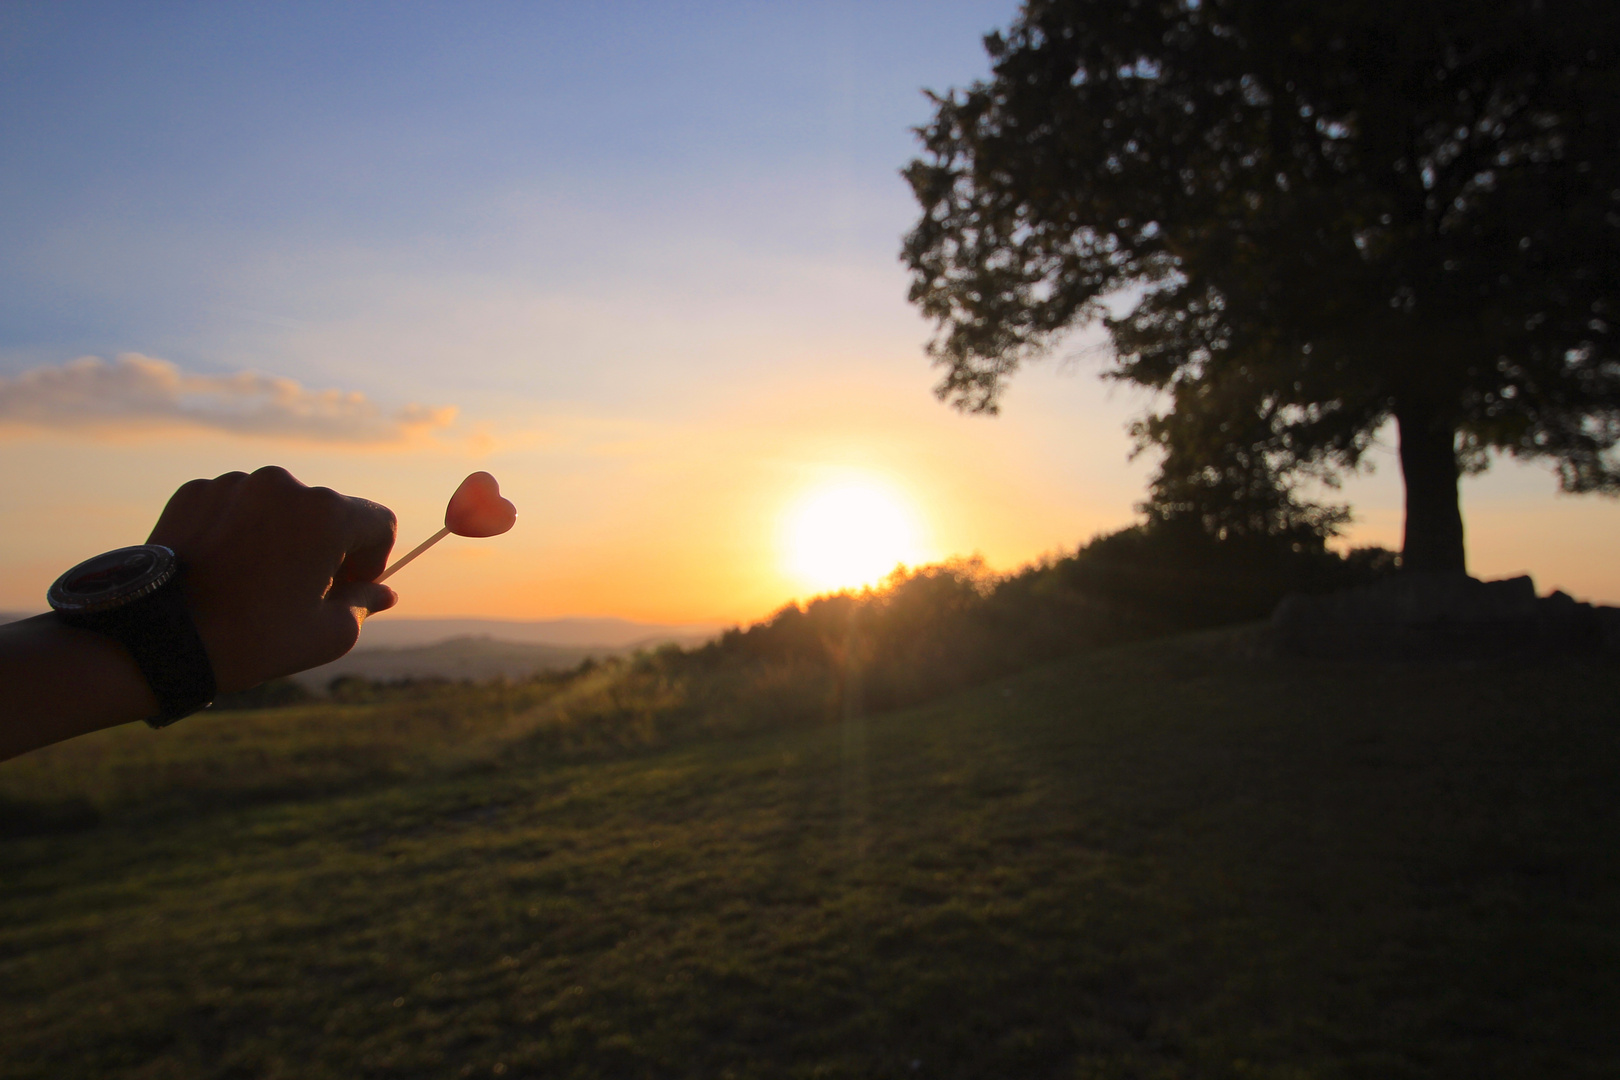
[
  {"xmin": 286, "ymin": 637, "xmax": 607, "ymax": 689},
  {"xmin": 354, "ymin": 616, "xmax": 723, "ymax": 650},
  {"xmin": 291, "ymin": 617, "xmax": 724, "ymax": 690}
]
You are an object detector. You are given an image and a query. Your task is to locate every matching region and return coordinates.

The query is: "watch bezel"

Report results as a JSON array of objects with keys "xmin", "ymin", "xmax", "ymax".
[{"xmin": 47, "ymin": 544, "xmax": 179, "ymax": 616}]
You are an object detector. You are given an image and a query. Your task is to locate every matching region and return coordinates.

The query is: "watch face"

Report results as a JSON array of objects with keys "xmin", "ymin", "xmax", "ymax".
[{"xmin": 48, "ymin": 544, "xmax": 178, "ymax": 614}]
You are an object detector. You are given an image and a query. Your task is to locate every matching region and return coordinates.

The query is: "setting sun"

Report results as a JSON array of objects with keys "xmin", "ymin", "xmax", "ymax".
[{"xmin": 783, "ymin": 480, "xmax": 924, "ymax": 595}]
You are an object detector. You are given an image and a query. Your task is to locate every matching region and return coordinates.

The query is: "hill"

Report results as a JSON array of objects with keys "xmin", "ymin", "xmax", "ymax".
[
  {"xmin": 2, "ymin": 631, "xmax": 1617, "ymax": 1077},
  {"xmin": 287, "ymin": 636, "xmax": 613, "ymax": 689},
  {"xmin": 291, "ymin": 617, "xmax": 723, "ymax": 690},
  {"xmin": 353, "ymin": 616, "xmax": 723, "ymax": 650}
]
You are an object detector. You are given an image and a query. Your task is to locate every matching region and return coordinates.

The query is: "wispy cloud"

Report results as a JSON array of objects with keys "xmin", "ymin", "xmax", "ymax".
[{"xmin": 0, "ymin": 354, "xmax": 455, "ymax": 444}]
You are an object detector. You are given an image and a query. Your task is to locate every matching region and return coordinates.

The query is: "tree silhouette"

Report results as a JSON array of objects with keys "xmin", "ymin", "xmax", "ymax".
[{"xmin": 903, "ymin": 0, "xmax": 1619, "ymax": 573}]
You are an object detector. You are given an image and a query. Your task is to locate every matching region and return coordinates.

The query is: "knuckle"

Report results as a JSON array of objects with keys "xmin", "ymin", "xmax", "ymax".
[
  {"xmin": 154, "ymin": 476, "xmax": 227, "ymax": 533},
  {"xmin": 367, "ymin": 500, "xmax": 398, "ymax": 533},
  {"xmin": 306, "ymin": 486, "xmax": 352, "ymax": 526},
  {"xmin": 169, "ymin": 477, "xmax": 214, "ymax": 504},
  {"xmin": 308, "ymin": 485, "xmax": 346, "ymax": 510},
  {"xmin": 248, "ymin": 465, "xmax": 300, "ymax": 489}
]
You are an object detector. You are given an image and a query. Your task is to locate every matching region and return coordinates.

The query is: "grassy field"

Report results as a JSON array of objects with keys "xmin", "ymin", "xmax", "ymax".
[{"xmin": 2, "ymin": 630, "xmax": 1618, "ymax": 1078}]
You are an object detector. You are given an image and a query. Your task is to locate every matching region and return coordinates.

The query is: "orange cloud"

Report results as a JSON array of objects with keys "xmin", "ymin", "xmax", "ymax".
[{"xmin": 0, "ymin": 354, "xmax": 455, "ymax": 444}]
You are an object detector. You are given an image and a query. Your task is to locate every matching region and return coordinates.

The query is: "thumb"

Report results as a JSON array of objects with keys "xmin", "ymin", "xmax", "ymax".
[
  {"xmin": 303, "ymin": 581, "xmax": 397, "ymax": 670},
  {"xmin": 327, "ymin": 579, "xmax": 399, "ymax": 620}
]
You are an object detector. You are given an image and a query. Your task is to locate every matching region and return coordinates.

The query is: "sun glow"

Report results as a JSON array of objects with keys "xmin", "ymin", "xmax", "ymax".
[{"xmin": 783, "ymin": 479, "xmax": 924, "ymax": 594}]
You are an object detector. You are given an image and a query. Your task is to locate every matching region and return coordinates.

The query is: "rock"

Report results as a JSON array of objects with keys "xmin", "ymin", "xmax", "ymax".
[{"xmin": 1271, "ymin": 573, "xmax": 1617, "ymax": 662}]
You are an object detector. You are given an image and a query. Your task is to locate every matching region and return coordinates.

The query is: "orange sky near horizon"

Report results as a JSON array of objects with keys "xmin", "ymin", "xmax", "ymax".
[
  {"xmin": 4, "ymin": 345, "xmax": 1617, "ymax": 628},
  {"xmin": 0, "ymin": 342, "xmax": 1159, "ymax": 626}
]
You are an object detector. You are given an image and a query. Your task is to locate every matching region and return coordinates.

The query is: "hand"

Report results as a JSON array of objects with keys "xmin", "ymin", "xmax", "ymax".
[{"xmin": 147, "ymin": 466, "xmax": 399, "ymax": 693}]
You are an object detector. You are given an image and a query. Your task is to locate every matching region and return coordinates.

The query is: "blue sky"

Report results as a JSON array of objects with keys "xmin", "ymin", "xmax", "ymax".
[
  {"xmin": 2, "ymin": 2, "xmax": 997, "ymax": 395},
  {"xmin": 2, "ymin": 1, "xmax": 1616, "ymax": 619}
]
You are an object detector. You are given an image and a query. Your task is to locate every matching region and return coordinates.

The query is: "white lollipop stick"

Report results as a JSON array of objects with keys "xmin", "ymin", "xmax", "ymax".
[{"xmin": 378, "ymin": 526, "xmax": 451, "ymax": 583}]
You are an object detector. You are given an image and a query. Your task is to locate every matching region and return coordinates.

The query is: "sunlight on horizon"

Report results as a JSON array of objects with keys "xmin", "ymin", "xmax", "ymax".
[{"xmin": 781, "ymin": 478, "xmax": 925, "ymax": 595}]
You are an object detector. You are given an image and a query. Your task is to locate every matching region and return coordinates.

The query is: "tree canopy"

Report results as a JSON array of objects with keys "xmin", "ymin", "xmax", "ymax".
[{"xmin": 903, "ymin": 0, "xmax": 1619, "ymax": 572}]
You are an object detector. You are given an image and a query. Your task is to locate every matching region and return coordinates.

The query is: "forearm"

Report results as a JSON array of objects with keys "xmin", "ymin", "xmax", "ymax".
[{"xmin": 0, "ymin": 614, "xmax": 159, "ymax": 761}]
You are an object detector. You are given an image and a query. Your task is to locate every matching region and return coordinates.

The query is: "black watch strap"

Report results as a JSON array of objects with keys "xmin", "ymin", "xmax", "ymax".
[{"xmin": 61, "ymin": 577, "xmax": 217, "ymax": 728}]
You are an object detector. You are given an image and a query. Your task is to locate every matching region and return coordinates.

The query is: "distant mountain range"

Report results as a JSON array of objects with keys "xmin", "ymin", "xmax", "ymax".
[
  {"xmin": 354, "ymin": 616, "xmax": 724, "ymax": 650},
  {"xmin": 287, "ymin": 637, "xmax": 607, "ymax": 689},
  {"xmin": 1, "ymin": 611, "xmax": 726, "ymax": 690},
  {"xmin": 293, "ymin": 618, "xmax": 725, "ymax": 689}
]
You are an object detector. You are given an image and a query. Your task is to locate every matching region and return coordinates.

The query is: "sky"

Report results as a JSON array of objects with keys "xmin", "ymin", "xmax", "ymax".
[{"xmin": 2, "ymin": 1, "xmax": 1616, "ymax": 625}]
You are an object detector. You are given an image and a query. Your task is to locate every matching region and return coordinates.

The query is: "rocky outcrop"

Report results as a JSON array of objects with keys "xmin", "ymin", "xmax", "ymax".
[{"xmin": 1272, "ymin": 573, "xmax": 1620, "ymax": 662}]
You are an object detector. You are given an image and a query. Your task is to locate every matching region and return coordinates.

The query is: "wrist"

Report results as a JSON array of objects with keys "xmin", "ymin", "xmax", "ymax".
[
  {"xmin": 48, "ymin": 545, "xmax": 218, "ymax": 726},
  {"xmin": 0, "ymin": 615, "xmax": 158, "ymax": 760}
]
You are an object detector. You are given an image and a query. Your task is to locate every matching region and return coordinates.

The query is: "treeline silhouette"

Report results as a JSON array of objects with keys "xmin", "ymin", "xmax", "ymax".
[{"xmin": 682, "ymin": 519, "xmax": 1394, "ymax": 716}]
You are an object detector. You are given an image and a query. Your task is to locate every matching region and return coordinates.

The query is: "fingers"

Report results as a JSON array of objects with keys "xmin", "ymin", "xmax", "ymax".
[
  {"xmin": 329, "ymin": 578, "xmax": 399, "ymax": 618},
  {"xmin": 169, "ymin": 469, "xmax": 396, "ymax": 574},
  {"xmin": 333, "ymin": 495, "xmax": 398, "ymax": 583}
]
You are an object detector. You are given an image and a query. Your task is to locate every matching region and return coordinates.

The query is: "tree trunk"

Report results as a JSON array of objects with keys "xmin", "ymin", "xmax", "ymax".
[{"xmin": 1394, "ymin": 401, "xmax": 1467, "ymax": 574}]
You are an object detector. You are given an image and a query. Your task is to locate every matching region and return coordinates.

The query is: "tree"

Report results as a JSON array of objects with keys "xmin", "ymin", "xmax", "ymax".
[{"xmin": 903, "ymin": 0, "xmax": 1620, "ymax": 573}]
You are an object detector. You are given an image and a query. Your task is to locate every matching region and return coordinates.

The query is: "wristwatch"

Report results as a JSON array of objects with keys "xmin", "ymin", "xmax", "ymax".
[{"xmin": 47, "ymin": 544, "xmax": 217, "ymax": 727}]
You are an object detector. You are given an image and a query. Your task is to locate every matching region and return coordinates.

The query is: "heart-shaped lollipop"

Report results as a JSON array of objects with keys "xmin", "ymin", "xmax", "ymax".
[
  {"xmin": 378, "ymin": 472, "xmax": 517, "ymax": 582},
  {"xmin": 444, "ymin": 471, "xmax": 517, "ymax": 538}
]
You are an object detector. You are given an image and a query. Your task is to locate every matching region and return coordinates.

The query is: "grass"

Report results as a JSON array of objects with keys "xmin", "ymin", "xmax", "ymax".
[{"xmin": 2, "ymin": 630, "xmax": 1618, "ymax": 1078}]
